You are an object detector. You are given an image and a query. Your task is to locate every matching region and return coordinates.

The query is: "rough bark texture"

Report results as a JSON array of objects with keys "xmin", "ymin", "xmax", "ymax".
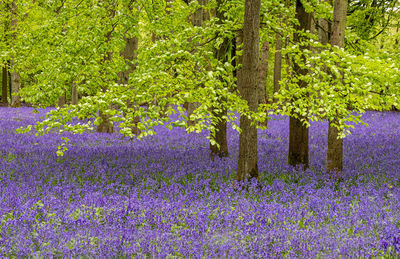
[
  {"xmin": 259, "ymin": 41, "xmax": 270, "ymax": 127},
  {"xmin": 2, "ymin": 66, "xmax": 7, "ymax": 106},
  {"xmin": 237, "ymin": 0, "xmax": 261, "ymax": 182},
  {"xmin": 326, "ymin": 0, "xmax": 348, "ymax": 172},
  {"xmin": 273, "ymin": 32, "xmax": 282, "ymax": 103},
  {"xmin": 288, "ymin": 0, "xmax": 311, "ymax": 169},
  {"xmin": 210, "ymin": 0, "xmax": 229, "ymax": 158}
]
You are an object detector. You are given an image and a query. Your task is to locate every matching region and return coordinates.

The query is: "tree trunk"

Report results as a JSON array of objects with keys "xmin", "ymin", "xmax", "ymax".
[
  {"xmin": 318, "ymin": 17, "xmax": 330, "ymax": 45},
  {"xmin": 236, "ymin": 29, "xmax": 243, "ymax": 93},
  {"xmin": 10, "ymin": 0, "xmax": 20, "ymax": 108},
  {"xmin": 96, "ymin": 6, "xmax": 116, "ymax": 133},
  {"xmin": 10, "ymin": 58, "xmax": 21, "ymax": 107},
  {"xmin": 186, "ymin": 0, "xmax": 206, "ymax": 127},
  {"xmin": 97, "ymin": 110, "xmax": 114, "ymax": 133},
  {"xmin": 210, "ymin": 0, "xmax": 229, "ymax": 158},
  {"xmin": 118, "ymin": 37, "xmax": 138, "ymax": 84},
  {"xmin": 259, "ymin": 41, "xmax": 269, "ymax": 127},
  {"xmin": 288, "ymin": 0, "xmax": 311, "ymax": 169},
  {"xmin": 71, "ymin": 83, "xmax": 78, "ymax": 105},
  {"xmin": 326, "ymin": 0, "xmax": 348, "ymax": 172},
  {"xmin": 2, "ymin": 65, "xmax": 7, "ymax": 106},
  {"xmin": 119, "ymin": 37, "xmax": 141, "ymax": 136},
  {"xmin": 273, "ymin": 32, "xmax": 282, "ymax": 103},
  {"xmin": 57, "ymin": 92, "xmax": 66, "ymax": 108},
  {"xmin": 8, "ymin": 65, "xmax": 11, "ymax": 101},
  {"xmin": 237, "ymin": 0, "xmax": 261, "ymax": 182}
]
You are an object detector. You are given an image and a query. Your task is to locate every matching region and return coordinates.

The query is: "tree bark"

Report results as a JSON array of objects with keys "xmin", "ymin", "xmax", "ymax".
[
  {"xmin": 288, "ymin": 0, "xmax": 311, "ymax": 169},
  {"xmin": 119, "ymin": 37, "xmax": 141, "ymax": 136},
  {"xmin": 237, "ymin": 0, "xmax": 261, "ymax": 182},
  {"xmin": 236, "ymin": 29, "xmax": 243, "ymax": 93},
  {"xmin": 71, "ymin": 83, "xmax": 78, "ymax": 105},
  {"xmin": 57, "ymin": 92, "xmax": 66, "ymax": 108},
  {"xmin": 326, "ymin": 0, "xmax": 348, "ymax": 172},
  {"xmin": 259, "ymin": 41, "xmax": 269, "ymax": 127},
  {"xmin": 273, "ymin": 32, "xmax": 282, "ymax": 103},
  {"xmin": 2, "ymin": 66, "xmax": 7, "ymax": 106},
  {"xmin": 10, "ymin": 58, "xmax": 21, "ymax": 107},
  {"xmin": 210, "ymin": 0, "xmax": 229, "ymax": 158},
  {"xmin": 97, "ymin": 110, "xmax": 114, "ymax": 133},
  {"xmin": 118, "ymin": 37, "xmax": 138, "ymax": 84},
  {"xmin": 10, "ymin": 0, "xmax": 20, "ymax": 108},
  {"xmin": 97, "ymin": 5, "xmax": 116, "ymax": 133},
  {"xmin": 186, "ymin": 0, "xmax": 206, "ymax": 127}
]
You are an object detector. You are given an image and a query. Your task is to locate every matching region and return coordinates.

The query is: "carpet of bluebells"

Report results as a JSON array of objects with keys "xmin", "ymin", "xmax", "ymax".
[{"xmin": 1, "ymin": 107, "xmax": 400, "ymax": 257}]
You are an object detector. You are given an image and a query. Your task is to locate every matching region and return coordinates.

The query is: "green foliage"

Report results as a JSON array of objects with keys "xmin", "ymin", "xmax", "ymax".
[{"xmin": 1, "ymin": 0, "xmax": 399, "ymax": 146}]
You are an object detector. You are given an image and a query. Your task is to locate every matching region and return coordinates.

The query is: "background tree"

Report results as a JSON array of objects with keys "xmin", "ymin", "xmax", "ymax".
[{"xmin": 326, "ymin": 0, "xmax": 348, "ymax": 172}]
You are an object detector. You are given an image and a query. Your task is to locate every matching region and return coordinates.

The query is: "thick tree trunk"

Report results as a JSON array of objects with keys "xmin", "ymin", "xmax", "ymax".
[
  {"xmin": 326, "ymin": 0, "xmax": 348, "ymax": 172},
  {"xmin": 237, "ymin": 0, "xmax": 261, "ymax": 182},
  {"xmin": 288, "ymin": 0, "xmax": 311, "ymax": 169},
  {"xmin": 259, "ymin": 41, "xmax": 270, "ymax": 127},
  {"xmin": 210, "ymin": 0, "xmax": 229, "ymax": 158},
  {"xmin": 2, "ymin": 66, "xmax": 7, "ymax": 106},
  {"xmin": 273, "ymin": 32, "xmax": 282, "ymax": 103}
]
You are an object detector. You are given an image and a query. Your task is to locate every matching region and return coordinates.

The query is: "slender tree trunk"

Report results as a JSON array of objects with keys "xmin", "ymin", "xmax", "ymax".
[
  {"xmin": 273, "ymin": 32, "xmax": 282, "ymax": 103},
  {"xmin": 2, "ymin": 66, "xmax": 7, "ymax": 106},
  {"xmin": 8, "ymin": 65, "xmax": 11, "ymax": 101},
  {"xmin": 288, "ymin": 0, "xmax": 311, "ymax": 169},
  {"xmin": 186, "ymin": 0, "xmax": 206, "ymax": 127},
  {"xmin": 119, "ymin": 36, "xmax": 140, "ymax": 136},
  {"xmin": 97, "ymin": 5, "xmax": 116, "ymax": 133},
  {"xmin": 57, "ymin": 92, "xmax": 66, "ymax": 107},
  {"xmin": 236, "ymin": 29, "xmax": 243, "ymax": 92},
  {"xmin": 237, "ymin": 0, "xmax": 261, "ymax": 182},
  {"xmin": 71, "ymin": 83, "xmax": 78, "ymax": 105},
  {"xmin": 326, "ymin": 0, "xmax": 348, "ymax": 172},
  {"xmin": 10, "ymin": 0, "xmax": 20, "ymax": 108},
  {"xmin": 210, "ymin": 0, "xmax": 229, "ymax": 158},
  {"xmin": 10, "ymin": 58, "xmax": 20, "ymax": 107},
  {"xmin": 259, "ymin": 41, "xmax": 269, "ymax": 127},
  {"xmin": 318, "ymin": 17, "xmax": 330, "ymax": 45}
]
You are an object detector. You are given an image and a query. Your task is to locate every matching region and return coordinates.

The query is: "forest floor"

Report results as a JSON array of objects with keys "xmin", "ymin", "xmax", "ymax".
[{"xmin": 1, "ymin": 108, "xmax": 400, "ymax": 257}]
